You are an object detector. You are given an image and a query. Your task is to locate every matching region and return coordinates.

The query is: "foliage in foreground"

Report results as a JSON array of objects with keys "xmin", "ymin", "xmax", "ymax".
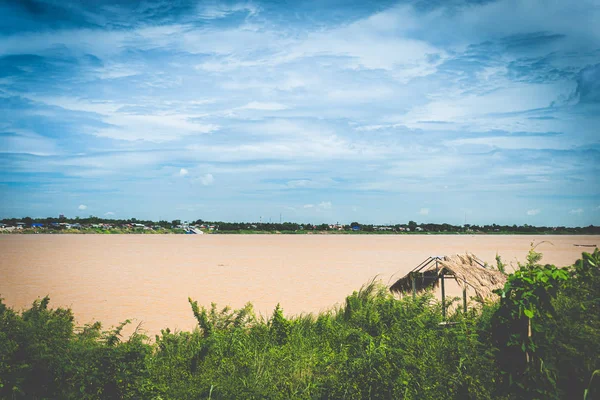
[{"xmin": 0, "ymin": 249, "xmax": 598, "ymax": 399}]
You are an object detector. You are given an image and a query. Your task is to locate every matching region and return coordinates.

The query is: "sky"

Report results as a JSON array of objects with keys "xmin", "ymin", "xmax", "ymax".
[{"xmin": 0, "ymin": 0, "xmax": 599, "ymax": 226}]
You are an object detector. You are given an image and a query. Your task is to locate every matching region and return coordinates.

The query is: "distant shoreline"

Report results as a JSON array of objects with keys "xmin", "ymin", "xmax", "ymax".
[{"xmin": 1, "ymin": 229, "xmax": 599, "ymax": 236}]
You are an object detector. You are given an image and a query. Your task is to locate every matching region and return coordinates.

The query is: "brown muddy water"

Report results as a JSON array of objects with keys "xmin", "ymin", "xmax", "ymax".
[{"xmin": 0, "ymin": 234, "xmax": 597, "ymax": 336}]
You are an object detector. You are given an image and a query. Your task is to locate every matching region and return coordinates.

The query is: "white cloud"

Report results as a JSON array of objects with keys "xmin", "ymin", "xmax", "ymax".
[
  {"xmin": 327, "ymin": 86, "xmax": 395, "ymax": 102},
  {"xmin": 318, "ymin": 201, "xmax": 332, "ymax": 210},
  {"xmin": 285, "ymin": 178, "xmax": 336, "ymax": 189},
  {"xmin": 286, "ymin": 179, "xmax": 313, "ymax": 188},
  {"xmin": 569, "ymin": 208, "xmax": 584, "ymax": 215},
  {"xmin": 197, "ymin": 3, "xmax": 260, "ymax": 19},
  {"xmin": 179, "ymin": 168, "xmax": 189, "ymax": 176},
  {"xmin": 0, "ymin": 129, "xmax": 60, "ymax": 156},
  {"xmin": 304, "ymin": 202, "xmax": 332, "ymax": 210},
  {"xmin": 29, "ymin": 95, "xmax": 219, "ymax": 143},
  {"xmin": 196, "ymin": 173, "xmax": 214, "ymax": 186},
  {"xmin": 186, "ymin": 134, "xmax": 384, "ymax": 162},
  {"xmin": 527, "ymin": 209, "xmax": 541, "ymax": 216},
  {"xmin": 78, "ymin": 204, "xmax": 87, "ymax": 210},
  {"xmin": 293, "ymin": 6, "xmax": 442, "ymax": 74},
  {"xmin": 96, "ymin": 114, "xmax": 218, "ymax": 142},
  {"xmin": 419, "ymin": 208, "xmax": 430, "ymax": 215},
  {"xmin": 104, "ymin": 211, "xmax": 115, "ymax": 216},
  {"xmin": 402, "ymin": 82, "xmax": 574, "ymax": 130},
  {"xmin": 240, "ymin": 102, "xmax": 288, "ymax": 111}
]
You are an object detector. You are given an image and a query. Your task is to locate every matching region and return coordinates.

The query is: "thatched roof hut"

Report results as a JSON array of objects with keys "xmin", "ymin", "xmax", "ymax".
[{"xmin": 390, "ymin": 253, "xmax": 507, "ymax": 302}]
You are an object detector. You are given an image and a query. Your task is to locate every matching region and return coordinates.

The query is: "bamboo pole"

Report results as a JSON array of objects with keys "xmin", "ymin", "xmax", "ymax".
[{"xmin": 441, "ymin": 270, "xmax": 446, "ymax": 319}]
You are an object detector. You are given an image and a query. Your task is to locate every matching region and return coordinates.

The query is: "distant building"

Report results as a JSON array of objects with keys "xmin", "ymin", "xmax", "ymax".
[{"xmin": 31, "ymin": 223, "xmax": 44, "ymax": 228}]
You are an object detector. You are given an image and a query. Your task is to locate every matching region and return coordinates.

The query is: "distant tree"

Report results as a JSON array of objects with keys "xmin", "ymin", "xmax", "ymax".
[
  {"xmin": 316, "ymin": 224, "xmax": 329, "ymax": 231},
  {"xmin": 350, "ymin": 222, "xmax": 360, "ymax": 228},
  {"xmin": 408, "ymin": 221, "xmax": 417, "ymax": 231},
  {"xmin": 172, "ymin": 220, "xmax": 181, "ymax": 227}
]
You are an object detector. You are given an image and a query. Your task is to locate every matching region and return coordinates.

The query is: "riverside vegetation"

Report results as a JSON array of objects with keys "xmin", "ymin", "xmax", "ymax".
[
  {"xmin": 0, "ymin": 249, "xmax": 598, "ymax": 399},
  {"xmin": 2, "ymin": 216, "xmax": 599, "ymax": 235}
]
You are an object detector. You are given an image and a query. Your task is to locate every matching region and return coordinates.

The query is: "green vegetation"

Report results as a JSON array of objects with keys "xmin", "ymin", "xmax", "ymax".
[
  {"xmin": 1, "ymin": 250, "xmax": 599, "ymax": 399},
  {"xmin": 2, "ymin": 215, "xmax": 599, "ymax": 234}
]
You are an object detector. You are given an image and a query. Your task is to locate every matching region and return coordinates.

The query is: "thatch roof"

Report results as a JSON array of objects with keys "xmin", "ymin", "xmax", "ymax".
[{"xmin": 389, "ymin": 253, "xmax": 507, "ymax": 301}]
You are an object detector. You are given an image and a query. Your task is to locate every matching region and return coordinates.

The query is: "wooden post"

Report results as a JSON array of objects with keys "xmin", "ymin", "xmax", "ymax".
[
  {"xmin": 412, "ymin": 273, "xmax": 417, "ymax": 299},
  {"xmin": 441, "ymin": 271, "xmax": 446, "ymax": 319},
  {"xmin": 463, "ymin": 287, "xmax": 467, "ymax": 313}
]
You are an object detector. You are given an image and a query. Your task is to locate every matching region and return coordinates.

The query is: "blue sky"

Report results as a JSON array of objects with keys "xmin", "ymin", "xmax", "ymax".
[{"xmin": 0, "ymin": 0, "xmax": 599, "ymax": 226}]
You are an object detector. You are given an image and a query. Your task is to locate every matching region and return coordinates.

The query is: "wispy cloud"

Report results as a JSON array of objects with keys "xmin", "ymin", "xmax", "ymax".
[
  {"xmin": 527, "ymin": 209, "xmax": 541, "ymax": 216},
  {"xmin": 197, "ymin": 3, "xmax": 260, "ymax": 20},
  {"xmin": 318, "ymin": 201, "xmax": 332, "ymax": 210},
  {"xmin": 240, "ymin": 102, "xmax": 288, "ymax": 111},
  {"xmin": 419, "ymin": 208, "xmax": 430, "ymax": 216},
  {"xmin": 78, "ymin": 204, "xmax": 87, "ymax": 210},
  {"xmin": 195, "ymin": 174, "xmax": 214, "ymax": 186},
  {"xmin": 569, "ymin": 208, "xmax": 584, "ymax": 215}
]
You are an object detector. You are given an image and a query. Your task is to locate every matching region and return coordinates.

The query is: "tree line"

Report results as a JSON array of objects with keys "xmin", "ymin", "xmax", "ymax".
[{"xmin": 2, "ymin": 215, "xmax": 599, "ymax": 234}]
